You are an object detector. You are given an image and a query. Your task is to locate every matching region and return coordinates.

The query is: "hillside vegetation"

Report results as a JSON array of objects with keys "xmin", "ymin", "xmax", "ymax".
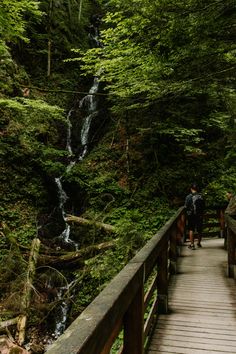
[{"xmin": 0, "ymin": 0, "xmax": 235, "ymax": 350}]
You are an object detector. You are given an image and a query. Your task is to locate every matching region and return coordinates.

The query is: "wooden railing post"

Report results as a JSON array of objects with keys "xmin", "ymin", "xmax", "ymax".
[
  {"xmin": 123, "ymin": 284, "xmax": 144, "ymax": 354},
  {"xmin": 169, "ymin": 226, "xmax": 177, "ymax": 275},
  {"xmin": 227, "ymin": 226, "xmax": 236, "ymax": 278},
  {"xmin": 177, "ymin": 212, "xmax": 186, "ymax": 246},
  {"xmin": 157, "ymin": 244, "xmax": 168, "ymax": 314},
  {"xmin": 219, "ymin": 209, "xmax": 225, "ymax": 238}
]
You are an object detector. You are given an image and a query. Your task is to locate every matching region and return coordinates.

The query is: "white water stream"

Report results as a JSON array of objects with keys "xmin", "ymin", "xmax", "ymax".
[
  {"xmin": 51, "ymin": 75, "xmax": 100, "ymax": 339},
  {"xmin": 47, "ymin": 16, "xmax": 102, "ymax": 340},
  {"xmin": 55, "ymin": 75, "xmax": 99, "ymax": 245}
]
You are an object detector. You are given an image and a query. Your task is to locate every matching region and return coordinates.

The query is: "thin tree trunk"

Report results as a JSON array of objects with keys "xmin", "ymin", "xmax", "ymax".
[
  {"xmin": 16, "ymin": 238, "xmax": 41, "ymax": 345},
  {"xmin": 78, "ymin": 0, "xmax": 83, "ymax": 23},
  {"xmin": 47, "ymin": 0, "xmax": 53, "ymax": 77},
  {"xmin": 47, "ymin": 39, "xmax": 51, "ymax": 77},
  {"xmin": 17, "ymin": 315, "xmax": 27, "ymax": 346}
]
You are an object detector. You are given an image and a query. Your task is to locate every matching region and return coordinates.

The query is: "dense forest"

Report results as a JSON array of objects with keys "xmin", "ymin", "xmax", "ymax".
[{"xmin": 0, "ymin": 0, "xmax": 236, "ymax": 352}]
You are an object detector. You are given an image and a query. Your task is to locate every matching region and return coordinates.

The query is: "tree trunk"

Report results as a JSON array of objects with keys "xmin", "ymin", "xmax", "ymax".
[
  {"xmin": 38, "ymin": 240, "xmax": 118, "ymax": 267},
  {"xmin": 78, "ymin": 0, "xmax": 83, "ymax": 23},
  {"xmin": 47, "ymin": 39, "xmax": 51, "ymax": 77},
  {"xmin": 17, "ymin": 315, "xmax": 27, "ymax": 346},
  {"xmin": 65, "ymin": 215, "xmax": 116, "ymax": 233},
  {"xmin": 16, "ymin": 238, "xmax": 41, "ymax": 345}
]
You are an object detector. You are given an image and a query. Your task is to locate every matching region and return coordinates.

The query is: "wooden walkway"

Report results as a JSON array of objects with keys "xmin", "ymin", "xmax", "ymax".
[{"xmin": 148, "ymin": 238, "xmax": 236, "ymax": 354}]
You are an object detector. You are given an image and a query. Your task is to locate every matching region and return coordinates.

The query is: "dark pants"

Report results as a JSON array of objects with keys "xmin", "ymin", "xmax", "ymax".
[{"xmin": 187, "ymin": 214, "xmax": 203, "ymax": 233}]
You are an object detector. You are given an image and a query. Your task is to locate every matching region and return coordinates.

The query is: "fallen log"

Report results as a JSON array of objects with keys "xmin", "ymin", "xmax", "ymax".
[
  {"xmin": 65, "ymin": 215, "xmax": 116, "ymax": 233},
  {"xmin": 38, "ymin": 239, "xmax": 118, "ymax": 267},
  {"xmin": 0, "ymin": 317, "xmax": 19, "ymax": 331}
]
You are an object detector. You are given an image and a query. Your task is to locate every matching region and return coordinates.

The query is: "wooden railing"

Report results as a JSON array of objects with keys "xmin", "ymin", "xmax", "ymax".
[
  {"xmin": 45, "ymin": 206, "xmax": 231, "ymax": 354},
  {"xmin": 225, "ymin": 214, "xmax": 236, "ymax": 278},
  {"xmin": 45, "ymin": 207, "xmax": 186, "ymax": 354},
  {"xmin": 181, "ymin": 207, "xmax": 225, "ymax": 242},
  {"xmin": 202, "ymin": 208, "xmax": 225, "ymax": 238}
]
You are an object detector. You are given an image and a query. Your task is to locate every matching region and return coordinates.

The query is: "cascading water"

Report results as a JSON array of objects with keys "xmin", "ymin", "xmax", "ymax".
[
  {"xmin": 55, "ymin": 108, "xmax": 76, "ymax": 246},
  {"xmin": 52, "ymin": 277, "xmax": 77, "ymax": 339},
  {"xmin": 53, "ymin": 290, "xmax": 69, "ymax": 339},
  {"xmin": 50, "ymin": 46, "xmax": 101, "ymax": 344},
  {"xmin": 65, "ymin": 109, "xmax": 73, "ymax": 157},
  {"xmin": 50, "ymin": 80, "xmax": 99, "ymax": 338},
  {"xmin": 44, "ymin": 14, "xmax": 102, "ymax": 342},
  {"xmin": 79, "ymin": 75, "xmax": 99, "ymax": 160},
  {"xmin": 55, "ymin": 74, "xmax": 100, "ymax": 247}
]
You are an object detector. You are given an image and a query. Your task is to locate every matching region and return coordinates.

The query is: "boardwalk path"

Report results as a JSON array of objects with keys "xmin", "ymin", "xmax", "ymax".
[{"xmin": 148, "ymin": 238, "xmax": 236, "ymax": 354}]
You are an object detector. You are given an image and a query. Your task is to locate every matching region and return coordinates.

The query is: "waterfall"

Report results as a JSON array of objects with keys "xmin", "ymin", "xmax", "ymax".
[
  {"xmin": 51, "ymin": 63, "xmax": 100, "ymax": 342},
  {"xmin": 79, "ymin": 75, "xmax": 100, "ymax": 160},
  {"xmin": 55, "ymin": 74, "xmax": 100, "ymax": 246},
  {"xmin": 49, "ymin": 14, "xmax": 102, "ymax": 342},
  {"xmin": 56, "ymin": 108, "xmax": 76, "ymax": 245},
  {"xmin": 53, "ymin": 286, "xmax": 70, "ymax": 339},
  {"xmin": 66, "ymin": 108, "xmax": 73, "ymax": 157},
  {"xmin": 54, "ymin": 108, "xmax": 75, "ymax": 246}
]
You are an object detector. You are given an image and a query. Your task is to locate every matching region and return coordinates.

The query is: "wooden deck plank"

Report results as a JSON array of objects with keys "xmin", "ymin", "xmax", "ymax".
[
  {"xmin": 168, "ymin": 300, "xmax": 236, "ymax": 309},
  {"xmin": 154, "ymin": 328, "xmax": 236, "ymax": 341},
  {"xmin": 157, "ymin": 321, "xmax": 236, "ymax": 334},
  {"xmin": 148, "ymin": 346, "xmax": 235, "ymax": 354},
  {"xmin": 149, "ymin": 338, "xmax": 236, "ymax": 351},
  {"xmin": 147, "ymin": 238, "xmax": 236, "ymax": 354}
]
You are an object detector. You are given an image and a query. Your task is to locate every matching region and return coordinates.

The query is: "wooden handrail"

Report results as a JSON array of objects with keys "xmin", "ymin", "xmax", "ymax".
[
  {"xmin": 225, "ymin": 214, "xmax": 236, "ymax": 278},
  {"xmin": 44, "ymin": 206, "xmax": 231, "ymax": 354},
  {"xmin": 45, "ymin": 206, "xmax": 186, "ymax": 354}
]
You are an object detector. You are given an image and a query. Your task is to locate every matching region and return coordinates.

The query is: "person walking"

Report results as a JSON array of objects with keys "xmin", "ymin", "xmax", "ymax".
[{"xmin": 185, "ymin": 183, "xmax": 205, "ymax": 250}]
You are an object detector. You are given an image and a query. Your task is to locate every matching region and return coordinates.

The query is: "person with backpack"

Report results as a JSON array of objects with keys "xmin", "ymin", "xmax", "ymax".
[{"xmin": 185, "ymin": 183, "xmax": 205, "ymax": 250}]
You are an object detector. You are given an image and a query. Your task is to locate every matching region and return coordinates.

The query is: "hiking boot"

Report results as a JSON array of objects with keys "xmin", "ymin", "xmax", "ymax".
[{"xmin": 188, "ymin": 244, "xmax": 195, "ymax": 250}]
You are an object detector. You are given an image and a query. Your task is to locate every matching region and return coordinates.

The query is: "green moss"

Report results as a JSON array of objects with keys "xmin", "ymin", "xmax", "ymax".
[{"xmin": 9, "ymin": 347, "xmax": 23, "ymax": 354}]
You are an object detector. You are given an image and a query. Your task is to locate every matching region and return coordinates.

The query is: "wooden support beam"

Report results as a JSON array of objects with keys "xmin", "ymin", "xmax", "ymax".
[
  {"xmin": 123, "ymin": 284, "xmax": 144, "ymax": 354},
  {"xmin": 176, "ymin": 212, "xmax": 186, "ymax": 248},
  {"xmin": 227, "ymin": 227, "xmax": 236, "ymax": 278},
  {"xmin": 169, "ymin": 226, "xmax": 177, "ymax": 275},
  {"xmin": 219, "ymin": 209, "xmax": 226, "ymax": 238},
  {"xmin": 156, "ymin": 244, "xmax": 168, "ymax": 314}
]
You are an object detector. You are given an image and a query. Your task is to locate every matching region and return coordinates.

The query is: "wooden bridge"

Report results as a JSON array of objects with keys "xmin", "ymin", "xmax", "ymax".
[{"xmin": 45, "ymin": 207, "xmax": 236, "ymax": 354}]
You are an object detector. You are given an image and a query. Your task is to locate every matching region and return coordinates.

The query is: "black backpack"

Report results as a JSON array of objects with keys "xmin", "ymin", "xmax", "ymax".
[{"xmin": 192, "ymin": 193, "xmax": 205, "ymax": 215}]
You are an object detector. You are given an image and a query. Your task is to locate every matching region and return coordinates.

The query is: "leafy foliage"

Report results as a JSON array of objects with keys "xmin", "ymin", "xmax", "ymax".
[
  {"xmin": 81, "ymin": 0, "xmax": 236, "ymax": 101},
  {"xmin": 1, "ymin": 97, "xmax": 64, "ymax": 141},
  {"xmin": 203, "ymin": 167, "xmax": 236, "ymax": 207},
  {"xmin": 17, "ymin": 0, "xmax": 96, "ymax": 76},
  {"xmin": 1, "ymin": 0, "xmax": 236, "ymax": 344},
  {"xmin": 0, "ymin": 0, "xmax": 41, "ymax": 94},
  {"xmin": 0, "ymin": 97, "xmax": 67, "ymax": 244},
  {"xmin": 0, "ymin": 0, "xmax": 41, "ymax": 44},
  {"xmin": 77, "ymin": 0, "xmax": 236, "ymax": 159}
]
